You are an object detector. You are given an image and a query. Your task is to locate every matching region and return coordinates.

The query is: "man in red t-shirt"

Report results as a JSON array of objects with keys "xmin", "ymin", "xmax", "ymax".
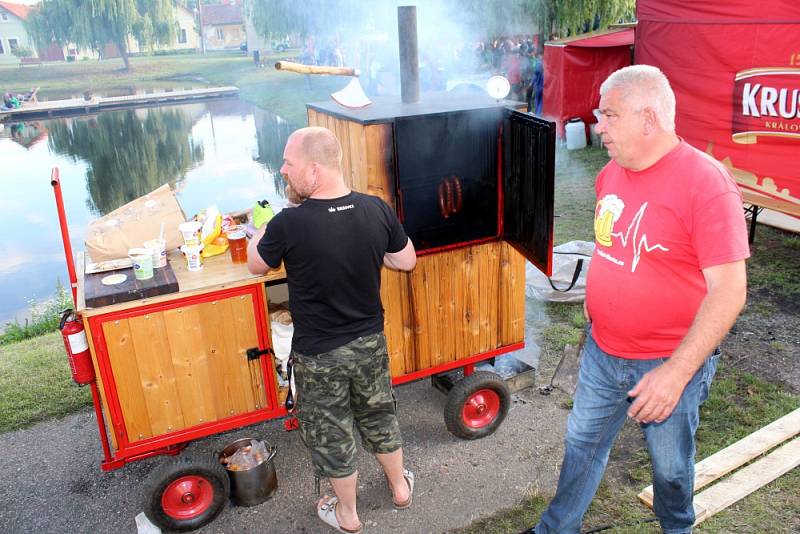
[{"xmin": 526, "ymin": 66, "xmax": 749, "ymax": 534}]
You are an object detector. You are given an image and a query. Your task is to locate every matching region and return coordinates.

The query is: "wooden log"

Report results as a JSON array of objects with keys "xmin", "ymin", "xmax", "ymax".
[{"xmin": 275, "ymin": 61, "xmax": 359, "ymax": 77}]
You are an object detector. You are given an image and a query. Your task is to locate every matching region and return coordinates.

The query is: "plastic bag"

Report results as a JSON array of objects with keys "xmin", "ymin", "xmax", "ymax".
[
  {"xmin": 222, "ymin": 439, "xmax": 268, "ymax": 471},
  {"xmin": 526, "ymin": 241, "xmax": 595, "ymax": 302}
]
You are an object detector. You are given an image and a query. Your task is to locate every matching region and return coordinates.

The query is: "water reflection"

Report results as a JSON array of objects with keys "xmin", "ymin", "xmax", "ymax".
[
  {"xmin": 48, "ymin": 109, "xmax": 204, "ymax": 215},
  {"xmin": 0, "ymin": 98, "xmax": 296, "ymax": 328},
  {"xmin": 254, "ymin": 108, "xmax": 293, "ymax": 192}
]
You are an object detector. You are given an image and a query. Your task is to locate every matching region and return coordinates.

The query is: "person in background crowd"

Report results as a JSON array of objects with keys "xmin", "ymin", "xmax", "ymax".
[{"xmin": 524, "ymin": 65, "xmax": 749, "ymax": 534}]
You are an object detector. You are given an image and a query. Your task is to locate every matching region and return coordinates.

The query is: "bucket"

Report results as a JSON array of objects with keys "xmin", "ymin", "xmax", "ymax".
[
  {"xmin": 219, "ymin": 438, "xmax": 278, "ymax": 507},
  {"xmin": 565, "ymin": 117, "xmax": 587, "ymax": 150}
]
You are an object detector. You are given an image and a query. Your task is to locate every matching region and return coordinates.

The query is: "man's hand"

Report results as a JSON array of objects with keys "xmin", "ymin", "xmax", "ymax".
[{"xmin": 627, "ymin": 362, "xmax": 690, "ymax": 424}]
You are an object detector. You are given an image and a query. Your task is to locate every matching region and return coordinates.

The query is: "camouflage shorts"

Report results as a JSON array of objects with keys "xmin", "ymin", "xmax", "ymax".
[{"xmin": 292, "ymin": 332, "xmax": 403, "ymax": 479}]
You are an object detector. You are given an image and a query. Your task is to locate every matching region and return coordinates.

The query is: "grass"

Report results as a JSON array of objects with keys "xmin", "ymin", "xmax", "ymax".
[
  {"xmin": 0, "ymin": 332, "xmax": 92, "ymax": 433},
  {"xmin": 455, "ymin": 364, "xmax": 800, "ymax": 534},
  {"xmin": 0, "ymin": 282, "xmax": 72, "ymax": 344}
]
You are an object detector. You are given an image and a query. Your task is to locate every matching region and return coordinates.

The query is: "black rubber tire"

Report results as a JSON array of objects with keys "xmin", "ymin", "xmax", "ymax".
[
  {"xmin": 143, "ymin": 454, "xmax": 230, "ymax": 532},
  {"xmin": 444, "ymin": 371, "xmax": 511, "ymax": 440}
]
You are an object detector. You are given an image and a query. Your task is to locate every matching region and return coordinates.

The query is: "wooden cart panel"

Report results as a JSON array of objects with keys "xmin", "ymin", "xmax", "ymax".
[{"xmin": 100, "ymin": 292, "xmax": 268, "ymax": 443}]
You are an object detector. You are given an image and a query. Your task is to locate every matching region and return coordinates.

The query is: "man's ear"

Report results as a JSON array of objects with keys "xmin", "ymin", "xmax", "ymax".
[{"xmin": 642, "ymin": 107, "xmax": 658, "ymax": 135}]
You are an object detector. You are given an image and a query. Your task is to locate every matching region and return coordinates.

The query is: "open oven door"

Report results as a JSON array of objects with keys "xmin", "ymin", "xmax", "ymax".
[{"xmin": 502, "ymin": 109, "xmax": 556, "ymax": 276}]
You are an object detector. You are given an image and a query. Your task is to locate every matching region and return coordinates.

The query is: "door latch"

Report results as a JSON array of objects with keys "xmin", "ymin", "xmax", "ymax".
[{"xmin": 246, "ymin": 347, "xmax": 275, "ymax": 361}]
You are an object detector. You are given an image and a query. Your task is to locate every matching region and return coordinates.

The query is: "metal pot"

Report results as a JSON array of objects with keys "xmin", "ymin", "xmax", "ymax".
[{"xmin": 219, "ymin": 438, "xmax": 278, "ymax": 507}]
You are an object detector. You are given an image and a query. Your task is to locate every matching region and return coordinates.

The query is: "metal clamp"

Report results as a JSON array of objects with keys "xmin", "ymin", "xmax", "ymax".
[{"xmin": 246, "ymin": 347, "xmax": 275, "ymax": 361}]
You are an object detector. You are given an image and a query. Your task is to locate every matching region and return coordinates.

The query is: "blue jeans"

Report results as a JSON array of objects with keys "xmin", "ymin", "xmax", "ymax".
[{"xmin": 535, "ymin": 330, "xmax": 718, "ymax": 534}]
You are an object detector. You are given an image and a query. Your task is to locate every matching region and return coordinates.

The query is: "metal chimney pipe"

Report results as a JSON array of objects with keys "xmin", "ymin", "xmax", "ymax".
[{"xmin": 398, "ymin": 6, "xmax": 419, "ymax": 103}]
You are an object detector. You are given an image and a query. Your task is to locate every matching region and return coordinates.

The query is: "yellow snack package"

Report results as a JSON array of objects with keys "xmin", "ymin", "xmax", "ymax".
[{"xmin": 201, "ymin": 235, "xmax": 229, "ymax": 258}]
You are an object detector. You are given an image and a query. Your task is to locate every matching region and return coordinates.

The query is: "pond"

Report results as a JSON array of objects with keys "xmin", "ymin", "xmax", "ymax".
[{"xmin": 0, "ymin": 97, "xmax": 297, "ymax": 328}]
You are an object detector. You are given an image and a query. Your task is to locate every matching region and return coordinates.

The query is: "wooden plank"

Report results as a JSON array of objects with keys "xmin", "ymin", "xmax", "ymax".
[
  {"xmin": 348, "ymin": 120, "xmax": 369, "ymax": 193},
  {"xmin": 307, "ymin": 108, "xmax": 320, "ymax": 127},
  {"xmin": 85, "ymin": 319, "xmax": 117, "ymax": 450},
  {"xmin": 410, "ymin": 255, "xmax": 432, "ymax": 371},
  {"xmin": 452, "ymin": 247, "xmax": 468, "ymax": 361},
  {"xmin": 364, "ymin": 124, "xmax": 394, "ymax": 204},
  {"xmin": 477, "ymin": 242, "xmax": 500, "ymax": 352},
  {"xmin": 498, "ymin": 242, "xmax": 526, "ymax": 345},
  {"xmin": 162, "ymin": 305, "xmax": 217, "ymax": 428},
  {"xmin": 463, "ymin": 245, "xmax": 481, "ymax": 358},
  {"xmin": 333, "ymin": 117, "xmax": 354, "ymax": 190},
  {"xmin": 439, "ymin": 252, "xmax": 457, "ymax": 365},
  {"xmin": 742, "ymin": 189, "xmax": 800, "ymax": 218},
  {"xmin": 382, "ymin": 269, "xmax": 407, "ymax": 377},
  {"xmin": 229, "ymin": 293, "xmax": 266, "ymax": 410},
  {"xmin": 102, "ymin": 318, "xmax": 153, "ymax": 442},
  {"xmin": 127, "ymin": 313, "xmax": 186, "ymax": 436},
  {"xmin": 638, "ymin": 407, "xmax": 800, "ymax": 506},
  {"xmin": 692, "ymin": 437, "xmax": 800, "ymax": 525},
  {"xmin": 198, "ymin": 298, "xmax": 253, "ymax": 417}
]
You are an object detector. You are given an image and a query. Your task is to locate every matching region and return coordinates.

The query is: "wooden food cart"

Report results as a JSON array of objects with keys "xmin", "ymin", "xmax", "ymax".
[{"xmin": 51, "ymin": 93, "xmax": 555, "ymax": 531}]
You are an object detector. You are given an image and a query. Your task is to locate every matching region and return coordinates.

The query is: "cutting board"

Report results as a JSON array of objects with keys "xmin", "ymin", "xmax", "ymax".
[{"xmin": 84, "ymin": 261, "xmax": 179, "ymax": 308}]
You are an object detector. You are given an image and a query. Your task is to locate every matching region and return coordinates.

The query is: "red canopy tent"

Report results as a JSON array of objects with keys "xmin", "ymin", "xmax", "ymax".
[
  {"xmin": 636, "ymin": 0, "xmax": 800, "ymax": 217},
  {"xmin": 543, "ymin": 28, "xmax": 633, "ymax": 138}
]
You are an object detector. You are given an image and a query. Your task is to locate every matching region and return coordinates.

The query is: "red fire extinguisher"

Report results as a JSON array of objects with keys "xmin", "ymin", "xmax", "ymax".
[{"xmin": 59, "ymin": 309, "xmax": 95, "ymax": 386}]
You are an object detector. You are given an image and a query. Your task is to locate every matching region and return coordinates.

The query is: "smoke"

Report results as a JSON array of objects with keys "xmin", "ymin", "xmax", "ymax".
[{"xmin": 282, "ymin": 1, "xmax": 536, "ymax": 95}]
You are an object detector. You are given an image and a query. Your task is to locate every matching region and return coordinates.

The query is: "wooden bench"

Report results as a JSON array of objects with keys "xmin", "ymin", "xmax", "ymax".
[
  {"xmin": 19, "ymin": 57, "xmax": 43, "ymax": 67},
  {"xmin": 741, "ymin": 189, "xmax": 800, "ymax": 243}
]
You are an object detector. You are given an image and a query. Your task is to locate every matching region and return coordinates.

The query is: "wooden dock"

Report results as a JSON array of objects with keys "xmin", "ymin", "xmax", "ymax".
[{"xmin": 0, "ymin": 86, "xmax": 239, "ymax": 122}]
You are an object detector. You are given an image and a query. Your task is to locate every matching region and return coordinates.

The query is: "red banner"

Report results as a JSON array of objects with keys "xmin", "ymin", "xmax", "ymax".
[
  {"xmin": 636, "ymin": 1, "xmax": 800, "ymax": 213},
  {"xmin": 732, "ymin": 69, "xmax": 800, "ymax": 144}
]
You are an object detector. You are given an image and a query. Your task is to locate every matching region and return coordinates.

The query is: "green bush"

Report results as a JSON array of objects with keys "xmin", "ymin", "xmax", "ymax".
[
  {"xmin": 0, "ymin": 282, "xmax": 72, "ymax": 345},
  {"xmin": 66, "ymin": 55, "xmax": 76, "ymax": 62},
  {"xmin": 11, "ymin": 47, "xmax": 33, "ymax": 58}
]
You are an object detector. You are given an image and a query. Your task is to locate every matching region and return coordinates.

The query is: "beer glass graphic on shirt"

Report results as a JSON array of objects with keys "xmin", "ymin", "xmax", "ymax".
[{"xmin": 594, "ymin": 195, "xmax": 625, "ymax": 247}]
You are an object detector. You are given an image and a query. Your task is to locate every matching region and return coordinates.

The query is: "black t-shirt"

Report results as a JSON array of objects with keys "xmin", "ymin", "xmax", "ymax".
[{"xmin": 257, "ymin": 191, "xmax": 409, "ymax": 355}]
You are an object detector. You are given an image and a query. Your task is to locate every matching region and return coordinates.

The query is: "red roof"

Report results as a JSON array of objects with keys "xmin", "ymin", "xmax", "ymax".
[
  {"xmin": 546, "ymin": 29, "xmax": 634, "ymax": 49},
  {"xmin": 0, "ymin": 1, "xmax": 31, "ymax": 20},
  {"xmin": 201, "ymin": 3, "xmax": 242, "ymax": 26}
]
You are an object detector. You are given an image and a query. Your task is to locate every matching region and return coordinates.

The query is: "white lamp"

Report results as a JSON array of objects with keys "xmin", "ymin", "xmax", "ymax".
[{"xmin": 486, "ymin": 75, "xmax": 511, "ymax": 101}]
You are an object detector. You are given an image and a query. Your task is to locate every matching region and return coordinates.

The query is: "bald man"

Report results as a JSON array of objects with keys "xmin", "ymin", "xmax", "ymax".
[{"xmin": 248, "ymin": 127, "xmax": 416, "ymax": 534}]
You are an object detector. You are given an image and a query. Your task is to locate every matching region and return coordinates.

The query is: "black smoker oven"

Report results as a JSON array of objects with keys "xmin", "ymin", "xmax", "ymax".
[{"xmin": 308, "ymin": 93, "xmax": 556, "ymax": 274}]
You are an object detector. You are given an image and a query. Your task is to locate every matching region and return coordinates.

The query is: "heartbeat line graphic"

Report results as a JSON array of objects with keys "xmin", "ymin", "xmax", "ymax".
[{"xmin": 610, "ymin": 202, "xmax": 669, "ymax": 272}]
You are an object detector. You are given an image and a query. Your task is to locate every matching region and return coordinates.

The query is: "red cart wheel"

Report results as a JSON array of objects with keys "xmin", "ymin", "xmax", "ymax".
[
  {"xmin": 444, "ymin": 371, "xmax": 510, "ymax": 440},
  {"xmin": 144, "ymin": 455, "xmax": 229, "ymax": 532}
]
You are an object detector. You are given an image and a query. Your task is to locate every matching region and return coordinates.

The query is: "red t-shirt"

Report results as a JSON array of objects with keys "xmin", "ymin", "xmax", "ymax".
[{"xmin": 586, "ymin": 141, "xmax": 750, "ymax": 359}]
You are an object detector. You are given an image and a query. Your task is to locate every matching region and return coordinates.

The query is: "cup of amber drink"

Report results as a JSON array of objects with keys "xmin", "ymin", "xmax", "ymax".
[{"xmin": 226, "ymin": 225, "xmax": 248, "ymax": 264}]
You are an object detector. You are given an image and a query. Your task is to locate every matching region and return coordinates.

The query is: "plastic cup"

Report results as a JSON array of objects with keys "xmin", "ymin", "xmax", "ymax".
[
  {"xmin": 226, "ymin": 225, "xmax": 248, "ymax": 264},
  {"xmin": 180, "ymin": 244, "xmax": 204, "ymax": 272},
  {"xmin": 128, "ymin": 248, "xmax": 154, "ymax": 280},
  {"xmin": 179, "ymin": 221, "xmax": 202, "ymax": 247},
  {"xmin": 144, "ymin": 239, "xmax": 167, "ymax": 269}
]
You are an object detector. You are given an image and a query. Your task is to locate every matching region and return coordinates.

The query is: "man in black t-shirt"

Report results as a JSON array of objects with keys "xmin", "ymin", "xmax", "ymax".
[{"xmin": 248, "ymin": 127, "xmax": 416, "ymax": 534}]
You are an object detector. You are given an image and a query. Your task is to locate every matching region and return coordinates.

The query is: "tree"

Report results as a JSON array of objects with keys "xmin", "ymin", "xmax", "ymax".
[
  {"xmin": 48, "ymin": 108, "xmax": 203, "ymax": 215},
  {"xmin": 25, "ymin": 0, "xmax": 176, "ymax": 71},
  {"xmin": 530, "ymin": 0, "xmax": 635, "ymax": 42}
]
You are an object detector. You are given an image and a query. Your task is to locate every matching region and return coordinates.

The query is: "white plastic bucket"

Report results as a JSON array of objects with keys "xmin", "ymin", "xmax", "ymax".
[{"xmin": 565, "ymin": 118, "xmax": 587, "ymax": 150}]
